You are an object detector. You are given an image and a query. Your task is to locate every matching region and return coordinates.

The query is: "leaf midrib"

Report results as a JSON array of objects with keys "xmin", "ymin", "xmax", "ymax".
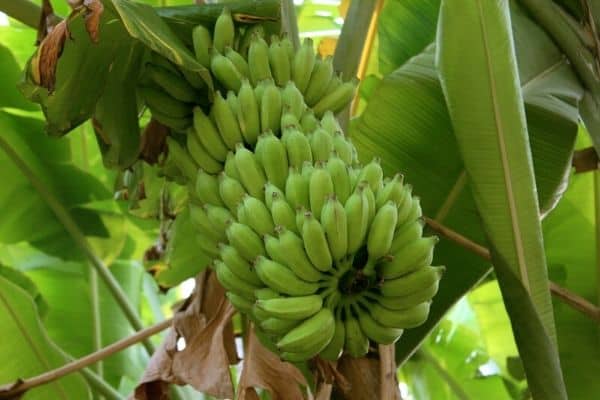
[{"xmin": 475, "ymin": 0, "xmax": 530, "ymax": 289}]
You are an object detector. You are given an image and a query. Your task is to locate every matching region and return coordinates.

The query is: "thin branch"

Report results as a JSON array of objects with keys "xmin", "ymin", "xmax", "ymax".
[
  {"xmin": 423, "ymin": 216, "xmax": 600, "ymax": 323},
  {"xmin": 0, "ymin": 318, "xmax": 173, "ymax": 399},
  {"xmin": 0, "ymin": 135, "xmax": 156, "ymax": 355},
  {"xmin": 0, "ymin": 0, "xmax": 40, "ymax": 28}
]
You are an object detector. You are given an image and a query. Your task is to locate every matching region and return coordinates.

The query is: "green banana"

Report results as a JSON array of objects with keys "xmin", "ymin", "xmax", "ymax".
[
  {"xmin": 238, "ymin": 24, "xmax": 265, "ymax": 58},
  {"xmin": 225, "ymin": 46, "xmax": 250, "ymax": 78},
  {"xmin": 150, "ymin": 52, "xmax": 181, "ymax": 76},
  {"xmin": 264, "ymin": 182, "xmax": 285, "ymax": 210},
  {"xmin": 178, "ymin": 66, "xmax": 206, "ymax": 91},
  {"xmin": 397, "ymin": 196, "xmax": 422, "ymax": 229},
  {"xmin": 320, "ymin": 111, "xmax": 342, "ymax": 134},
  {"xmin": 260, "ymin": 317, "xmax": 301, "ymax": 335},
  {"xmin": 319, "ymin": 313, "xmax": 345, "ymax": 361},
  {"xmin": 166, "ymin": 137, "xmax": 197, "ymax": 182},
  {"xmin": 213, "ymin": 7, "xmax": 235, "ymax": 53},
  {"xmin": 343, "ymin": 306, "xmax": 369, "ymax": 357},
  {"xmin": 248, "ymin": 34, "xmax": 272, "ymax": 85},
  {"xmin": 239, "ymin": 194, "xmax": 274, "ymax": 236},
  {"xmin": 254, "ymin": 256, "xmax": 321, "ymax": 296},
  {"xmin": 219, "ymin": 172, "xmax": 247, "ymax": 213},
  {"xmin": 371, "ymin": 280, "xmax": 440, "ymax": 311},
  {"xmin": 313, "ymin": 79, "xmax": 358, "ymax": 117},
  {"xmin": 189, "ymin": 203, "xmax": 222, "ymax": 241},
  {"xmin": 370, "ymin": 300, "xmax": 431, "ymax": 329},
  {"xmin": 257, "ymin": 295, "xmax": 322, "ymax": 320},
  {"xmin": 375, "ymin": 173, "xmax": 405, "ymax": 209},
  {"xmin": 292, "ymin": 38, "xmax": 316, "ymax": 93},
  {"xmin": 186, "ymin": 131, "xmax": 222, "ymax": 174},
  {"xmin": 324, "ymin": 73, "xmax": 342, "ymax": 96},
  {"xmin": 260, "ymin": 81, "xmax": 283, "ymax": 133},
  {"xmin": 255, "ymin": 287, "xmax": 280, "ymax": 300},
  {"xmin": 310, "ymin": 128, "xmax": 334, "ymax": 163},
  {"xmin": 210, "ymin": 49, "xmax": 242, "ymax": 92},
  {"xmin": 226, "ymin": 221, "xmax": 266, "ymax": 262},
  {"xmin": 269, "ymin": 36, "xmax": 291, "ymax": 86},
  {"xmin": 140, "ymin": 87, "xmax": 192, "ymax": 118},
  {"xmin": 355, "ymin": 303, "xmax": 403, "ymax": 345},
  {"xmin": 300, "ymin": 110, "xmax": 319, "ymax": 133},
  {"xmin": 381, "ymin": 237, "xmax": 438, "ymax": 279},
  {"xmin": 389, "ymin": 219, "xmax": 424, "ymax": 254},
  {"xmin": 281, "ymin": 81, "xmax": 306, "ymax": 119},
  {"xmin": 379, "ymin": 266, "xmax": 445, "ymax": 297},
  {"xmin": 219, "ymin": 243, "xmax": 263, "ymax": 286},
  {"xmin": 148, "ymin": 109, "xmax": 192, "ymax": 132},
  {"xmin": 320, "ymin": 196, "xmax": 348, "ymax": 263},
  {"xmin": 309, "ymin": 163, "xmax": 334, "ymax": 220},
  {"xmin": 302, "ymin": 212, "xmax": 333, "ymax": 272},
  {"xmin": 271, "ymin": 193, "xmax": 297, "ymax": 233},
  {"xmin": 212, "ymin": 91, "xmax": 244, "ymax": 149},
  {"xmin": 277, "ymin": 308, "xmax": 335, "ymax": 355},
  {"xmin": 304, "ymin": 56, "xmax": 333, "ymax": 106},
  {"xmin": 285, "ymin": 128, "xmax": 313, "ymax": 168},
  {"xmin": 366, "ymin": 201, "xmax": 398, "ymax": 263},
  {"xmin": 280, "ymin": 34, "xmax": 295, "ymax": 62},
  {"xmin": 363, "ymin": 184, "xmax": 376, "ymax": 227},
  {"xmin": 326, "ymin": 153, "xmax": 351, "ymax": 204},
  {"xmin": 226, "ymin": 292, "xmax": 255, "ymax": 315},
  {"xmin": 214, "ymin": 259, "xmax": 259, "ymax": 299},
  {"xmin": 192, "ymin": 24, "xmax": 212, "ymax": 67},
  {"xmin": 224, "ymin": 151, "xmax": 241, "ymax": 180},
  {"xmin": 281, "ymin": 110, "xmax": 300, "ymax": 130},
  {"xmin": 192, "ymin": 107, "xmax": 228, "ymax": 162},
  {"xmin": 194, "ymin": 169, "xmax": 224, "ymax": 207},
  {"xmin": 285, "ymin": 167, "xmax": 310, "ymax": 210},
  {"xmin": 146, "ymin": 64, "xmax": 197, "ymax": 103},
  {"xmin": 345, "ymin": 185, "xmax": 369, "ymax": 254},
  {"xmin": 332, "ymin": 132, "xmax": 354, "ymax": 165},
  {"xmin": 197, "ymin": 235, "xmax": 220, "ymax": 258},
  {"xmin": 238, "ymin": 79, "xmax": 260, "ymax": 145},
  {"xmin": 204, "ymin": 204, "xmax": 232, "ymax": 238},
  {"xmin": 358, "ymin": 158, "xmax": 384, "ymax": 193},
  {"xmin": 276, "ymin": 226, "xmax": 324, "ymax": 282},
  {"xmin": 234, "ymin": 143, "xmax": 267, "ymax": 200}
]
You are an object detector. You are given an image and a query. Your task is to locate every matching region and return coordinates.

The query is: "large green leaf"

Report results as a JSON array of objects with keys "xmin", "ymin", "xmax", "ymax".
[
  {"xmin": 352, "ymin": 1, "xmax": 581, "ymax": 369},
  {"xmin": 378, "ymin": 0, "xmax": 440, "ymax": 75},
  {"xmin": 437, "ymin": 0, "xmax": 565, "ymax": 398},
  {"xmin": 0, "ymin": 272, "xmax": 91, "ymax": 400},
  {"xmin": 19, "ymin": 12, "xmax": 130, "ymax": 136},
  {"xmin": 541, "ymin": 133, "xmax": 600, "ymax": 399},
  {"xmin": 0, "ymin": 44, "xmax": 37, "ymax": 111}
]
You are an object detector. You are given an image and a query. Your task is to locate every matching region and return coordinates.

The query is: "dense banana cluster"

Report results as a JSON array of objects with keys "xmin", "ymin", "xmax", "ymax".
[{"xmin": 143, "ymin": 8, "xmax": 442, "ymax": 362}]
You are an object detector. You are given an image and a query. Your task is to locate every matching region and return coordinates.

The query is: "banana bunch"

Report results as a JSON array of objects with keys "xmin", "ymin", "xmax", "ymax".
[{"xmin": 208, "ymin": 152, "xmax": 443, "ymax": 362}]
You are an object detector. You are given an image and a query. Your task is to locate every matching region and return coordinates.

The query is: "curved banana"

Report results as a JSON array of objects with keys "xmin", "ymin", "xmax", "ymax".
[
  {"xmin": 277, "ymin": 308, "xmax": 335, "ymax": 355},
  {"xmin": 370, "ymin": 301, "xmax": 431, "ymax": 329},
  {"xmin": 186, "ymin": 133, "xmax": 222, "ymax": 174},
  {"xmin": 357, "ymin": 158, "xmax": 384, "ymax": 193},
  {"xmin": 302, "ymin": 212, "xmax": 333, "ymax": 272},
  {"xmin": 204, "ymin": 204, "xmax": 231, "ymax": 239},
  {"xmin": 269, "ymin": 36, "xmax": 291, "ymax": 86},
  {"xmin": 224, "ymin": 151, "xmax": 241, "ymax": 180},
  {"xmin": 389, "ymin": 219, "xmax": 424, "ymax": 254},
  {"xmin": 226, "ymin": 221, "xmax": 266, "ymax": 262},
  {"xmin": 240, "ymin": 194, "xmax": 275, "ymax": 236},
  {"xmin": 300, "ymin": 110, "xmax": 319, "ymax": 133},
  {"xmin": 380, "ymin": 266, "xmax": 445, "ymax": 297},
  {"xmin": 254, "ymin": 256, "xmax": 321, "ymax": 296},
  {"xmin": 332, "ymin": 132, "xmax": 354, "ymax": 165},
  {"xmin": 166, "ymin": 137, "xmax": 198, "ymax": 182},
  {"xmin": 238, "ymin": 79, "xmax": 260, "ymax": 145},
  {"xmin": 214, "ymin": 259, "xmax": 260, "ymax": 299},
  {"xmin": 192, "ymin": 25, "xmax": 212, "ymax": 67},
  {"xmin": 371, "ymin": 280, "xmax": 440, "ymax": 311},
  {"xmin": 212, "ymin": 91, "xmax": 244, "ymax": 149},
  {"xmin": 234, "ymin": 144, "xmax": 267, "ymax": 200},
  {"xmin": 343, "ymin": 306, "xmax": 369, "ymax": 357},
  {"xmin": 285, "ymin": 128, "xmax": 313, "ymax": 168},
  {"xmin": 213, "ymin": 7, "xmax": 235, "ymax": 53},
  {"xmin": 260, "ymin": 81, "xmax": 283, "ymax": 133},
  {"xmin": 225, "ymin": 46, "xmax": 250, "ymax": 78},
  {"xmin": 257, "ymin": 295, "xmax": 322, "ymax": 320},
  {"xmin": 140, "ymin": 87, "xmax": 192, "ymax": 118},
  {"xmin": 271, "ymin": 193, "xmax": 297, "ymax": 233},
  {"xmin": 148, "ymin": 109, "xmax": 192, "ymax": 132},
  {"xmin": 285, "ymin": 167, "xmax": 310, "ymax": 210},
  {"xmin": 218, "ymin": 172, "xmax": 247, "ymax": 213},
  {"xmin": 310, "ymin": 128, "xmax": 334, "ymax": 163},
  {"xmin": 355, "ymin": 303, "xmax": 403, "ymax": 345},
  {"xmin": 312, "ymin": 79, "xmax": 358, "ymax": 117},
  {"xmin": 146, "ymin": 64, "xmax": 197, "ymax": 103},
  {"xmin": 248, "ymin": 35, "xmax": 272, "ymax": 85},
  {"xmin": 320, "ymin": 111, "xmax": 342, "ymax": 135},
  {"xmin": 319, "ymin": 313, "xmax": 345, "ymax": 360},
  {"xmin": 345, "ymin": 185, "xmax": 369, "ymax": 254},
  {"xmin": 366, "ymin": 201, "xmax": 398, "ymax": 262},
  {"xmin": 309, "ymin": 163, "xmax": 334, "ymax": 220},
  {"xmin": 326, "ymin": 153, "xmax": 351, "ymax": 204},
  {"xmin": 194, "ymin": 169, "xmax": 224, "ymax": 207},
  {"xmin": 282, "ymin": 81, "xmax": 305, "ymax": 119},
  {"xmin": 277, "ymin": 226, "xmax": 324, "ymax": 282},
  {"xmin": 260, "ymin": 317, "xmax": 301, "ymax": 335},
  {"xmin": 304, "ymin": 56, "xmax": 333, "ymax": 106},
  {"xmin": 292, "ymin": 38, "xmax": 316, "ymax": 93},
  {"xmin": 219, "ymin": 243, "xmax": 263, "ymax": 286},
  {"xmin": 192, "ymin": 107, "xmax": 228, "ymax": 162},
  {"xmin": 189, "ymin": 203, "xmax": 222, "ymax": 242},
  {"xmin": 226, "ymin": 292, "xmax": 255, "ymax": 315},
  {"xmin": 381, "ymin": 237, "xmax": 438, "ymax": 279},
  {"xmin": 320, "ymin": 196, "xmax": 348, "ymax": 263},
  {"xmin": 264, "ymin": 182, "xmax": 285, "ymax": 210}
]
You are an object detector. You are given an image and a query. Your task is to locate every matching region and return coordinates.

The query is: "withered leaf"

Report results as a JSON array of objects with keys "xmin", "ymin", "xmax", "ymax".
[
  {"xmin": 332, "ymin": 353, "xmax": 401, "ymax": 400},
  {"xmin": 37, "ymin": 20, "xmax": 70, "ymax": 91},
  {"xmin": 134, "ymin": 271, "xmax": 237, "ymax": 400},
  {"xmin": 82, "ymin": 0, "xmax": 103, "ymax": 43},
  {"xmin": 139, "ymin": 119, "xmax": 169, "ymax": 165},
  {"xmin": 238, "ymin": 327, "xmax": 307, "ymax": 400},
  {"xmin": 36, "ymin": 0, "xmax": 59, "ymax": 44}
]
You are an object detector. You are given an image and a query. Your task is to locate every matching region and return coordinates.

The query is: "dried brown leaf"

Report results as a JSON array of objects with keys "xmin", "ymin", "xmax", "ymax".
[
  {"xmin": 134, "ymin": 271, "xmax": 237, "ymax": 400},
  {"xmin": 238, "ymin": 327, "xmax": 307, "ymax": 400},
  {"xmin": 37, "ymin": 20, "xmax": 70, "ymax": 91},
  {"xmin": 82, "ymin": 0, "xmax": 103, "ymax": 43},
  {"xmin": 36, "ymin": 0, "xmax": 60, "ymax": 44},
  {"xmin": 139, "ymin": 119, "xmax": 169, "ymax": 165},
  {"xmin": 332, "ymin": 355, "xmax": 381, "ymax": 400}
]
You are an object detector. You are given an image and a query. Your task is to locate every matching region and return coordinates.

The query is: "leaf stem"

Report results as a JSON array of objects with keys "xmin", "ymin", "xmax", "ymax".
[
  {"xmin": 0, "ymin": 135, "xmax": 156, "ymax": 355},
  {"xmin": 378, "ymin": 344, "xmax": 400, "ymax": 399},
  {"xmin": 0, "ymin": 318, "xmax": 172, "ymax": 399},
  {"xmin": 0, "ymin": 0, "xmax": 40, "ymax": 28},
  {"xmin": 423, "ymin": 216, "xmax": 600, "ymax": 323}
]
